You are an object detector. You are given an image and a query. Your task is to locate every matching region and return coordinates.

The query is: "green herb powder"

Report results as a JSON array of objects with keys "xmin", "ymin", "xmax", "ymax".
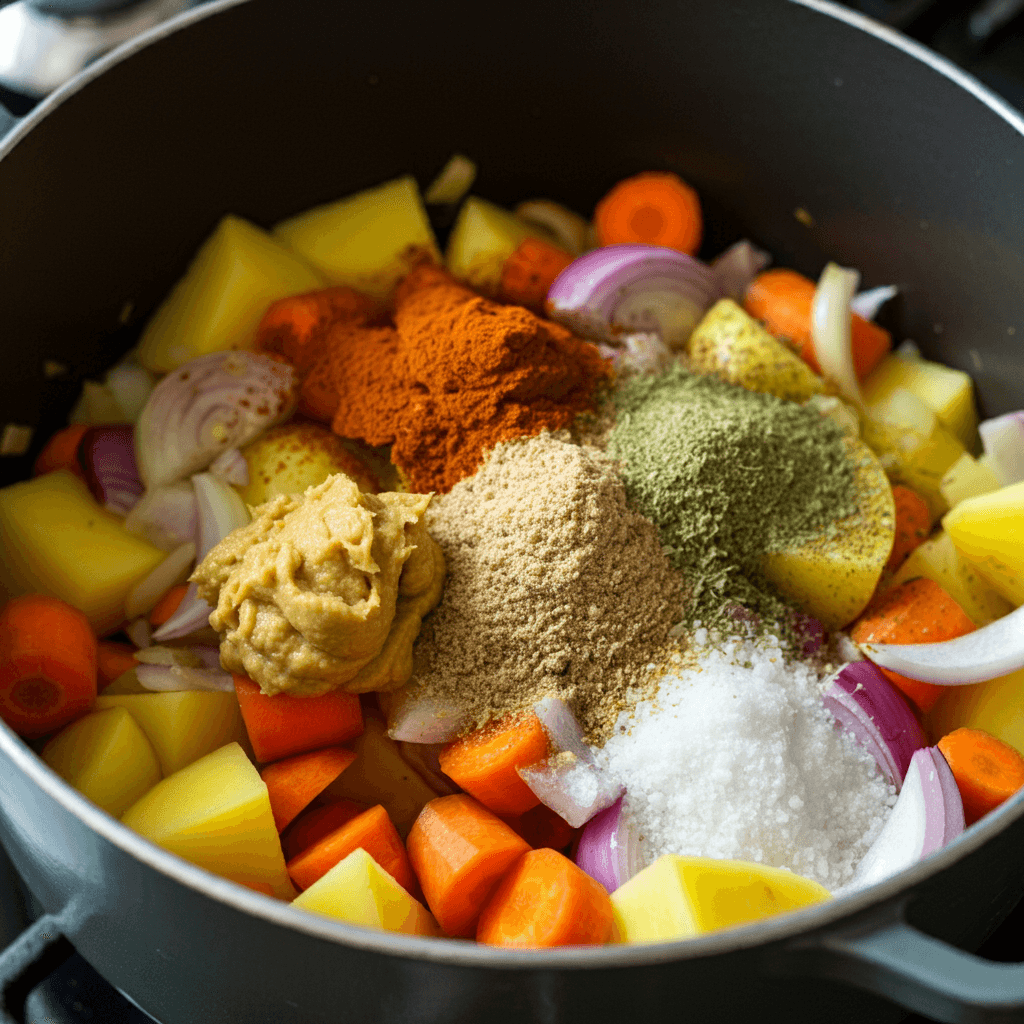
[{"xmin": 608, "ymin": 365, "xmax": 857, "ymax": 637}]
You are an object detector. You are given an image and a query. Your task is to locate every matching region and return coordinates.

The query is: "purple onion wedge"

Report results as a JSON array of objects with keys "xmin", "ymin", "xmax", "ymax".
[{"xmin": 575, "ymin": 795, "xmax": 641, "ymax": 893}]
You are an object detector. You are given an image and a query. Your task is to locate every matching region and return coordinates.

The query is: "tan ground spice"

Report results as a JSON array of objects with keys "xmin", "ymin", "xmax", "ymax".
[{"xmin": 410, "ymin": 432, "xmax": 686, "ymax": 742}]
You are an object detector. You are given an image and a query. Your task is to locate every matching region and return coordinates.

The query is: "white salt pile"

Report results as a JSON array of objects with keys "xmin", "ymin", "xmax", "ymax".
[{"xmin": 596, "ymin": 634, "xmax": 895, "ymax": 891}]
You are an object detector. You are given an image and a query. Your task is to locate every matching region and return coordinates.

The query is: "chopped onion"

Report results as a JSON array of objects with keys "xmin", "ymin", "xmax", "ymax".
[
  {"xmin": 398, "ymin": 742, "xmax": 461, "ymax": 795},
  {"xmin": 124, "ymin": 541, "xmax": 196, "ymax": 622},
  {"xmin": 859, "ymin": 604, "xmax": 1024, "ymax": 685},
  {"xmin": 596, "ymin": 332, "xmax": 675, "ymax": 376},
  {"xmin": 514, "ymin": 199, "xmax": 593, "ymax": 256},
  {"xmin": 136, "ymin": 663, "xmax": 234, "ymax": 693},
  {"xmin": 823, "ymin": 661, "xmax": 927, "ymax": 791},
  {"xmin": 546, "ymin": 244, "xmax": 721, "ymax": 350},
  {"xmin": 208, "ymin": 447, "xmax": 249, "ymax": 487},
  {"xmin": 575, "ymin": 796, "xmax": 641, "ymax": 893},
  {"xmin": 135, "ymin": 350, "xmax": 297, "ymax": 490},
  {"xmin": 79, "ymin": 425, "xmax": 144, "ymax": 516},
  {"xmin": 124, "ymin": 481, "xmax": 198, "ymax": 551},
  {"xmin": 850, "ymin": 285, "xmax": 898, "ymax": 321},
  {"xmin": 382, "ymin": 686, "xmax": 470, "ymax": 744},
  {"xmin": 811, "ymin": 262, "xmax": 862, "ymax": 406},
  {"xmin": 124, "ymin": 618, "xmax": 152, "ymax": 649},
  {"xmin": 847, "ymin": 747, "xmax": 964, "ymax": 891},
  {"xmin": 978, "ymin": 412, "xmax": 1024, "ymax": 485},
  {"xmin": 104, "ymin": 359, "xmax": 155, "ymax": 422},
  {"xmin": 710, "ymin": 240, "xmax": 771, "ymax": 302}
]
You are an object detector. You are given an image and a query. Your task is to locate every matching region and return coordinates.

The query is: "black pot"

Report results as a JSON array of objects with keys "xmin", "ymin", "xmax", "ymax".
[{"xmin": 0, "ymin": 2, "xmax": 1023, "ymax": 1022}]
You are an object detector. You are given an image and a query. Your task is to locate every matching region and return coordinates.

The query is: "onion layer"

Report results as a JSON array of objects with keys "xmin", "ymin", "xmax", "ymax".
[
  {"xmin": 811, "ymin": 262, "xmax": 862, "ymax": 406},
  {"xmin": 710, "ymin": 240, "xmax": 771, "ymax": 302},
  {"xmin": 382, "ymin": 686, "xmax": 469, "ymax": 744},
  {"xmin": 978, "ymin": 412, "xmax": 1024, "ymax": 485},
  {"xmin": 124, "ymin": 541, "xmax": 196, "ymax": 622},
  {"xmin": 124, "ymin": 481, "xmax": 198, "ymax": 552},
  {"xmin": 80, "ymin": 425, "xmax": 144, "ymax": 516},
  {"xmin": 574, "ymin": 796, "xmax": 641, "ymax": 893}
]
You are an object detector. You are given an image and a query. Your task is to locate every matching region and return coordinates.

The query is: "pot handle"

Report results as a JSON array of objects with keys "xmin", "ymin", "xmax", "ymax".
[
  {"xmin": 0, "ymin": 913, "xmax": 72, "ymax": 1024},
  {"xmin": 772, "ymin": 900, "xmax": 1024, "ymax": 1024}
]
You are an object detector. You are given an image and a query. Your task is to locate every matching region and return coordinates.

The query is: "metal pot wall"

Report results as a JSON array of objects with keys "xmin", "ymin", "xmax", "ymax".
[{"xmin": 0, "ymin": 1, "xmax": 1023, "ymax": 1021}]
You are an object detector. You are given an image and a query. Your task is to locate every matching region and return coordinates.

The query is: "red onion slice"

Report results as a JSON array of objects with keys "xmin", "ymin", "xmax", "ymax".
[
  {"xmin": 136, "ymin": 663, "xmax": 235, "ymax": 693},
  {"xmin": 574, "ymin": 796, "xmax": 641, "ymax": 893},
  {"xmin": 80, "ymin": 425, "xmax": 144, "ymax": 516},
  {"xmin": 383, "ymin": 686, "xmax": 470, "ymax": 744},
  {"xmin": 124, "ymin": 481, "xmax": 198, "ymax": 552},
  {"xmin": 208, "ymin": 446, "xmax": 250, "ymax": 487},
  {"xmin": 710, "ymin": 240, "xmax": 771, "ymax": 302},
  {"xmin": 978, "ymin": 412, "xmax": 1024, "ymax": 485},
  {"xmin": 596, "ymin": 332, "xmax": 675, "ymax": 376},
  {"xmin": 823, "ymin": 661, "xmax": 927, "ymax": 791},
  {"xmin": 546, "ymin": 244, "xmax": 721, "ymax": 350}
]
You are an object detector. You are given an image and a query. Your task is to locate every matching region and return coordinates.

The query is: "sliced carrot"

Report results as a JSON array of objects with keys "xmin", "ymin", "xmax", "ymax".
[
  {"xmin": 406, "ymin": 794, "xmax": 531, "ymax": 938},
  {"xmin": 850, "ymin": 578, "xmax": 976, "ymax": 713},
  {"xmin": 233, "ymin": 674, "xmax": 363, "ymax": 764},
  {"xmin": 438, "ymin": 713, "xmax": 549, "ymax": 816},
  {"xmin": 937, "ymin": 728, "xmax": 1024, "ymax": 826},
  {"xmin": 281, "ymin": 798, "xmax": 368, "ymax": 862},
  {"xmin": 498, "ymin": 236, "xmax": 575, "ymax": 313},
  {"xmin": 501, "ymin": 804, "xmax": 577, "ymax": 852},
  {"xmin": 261, "ymin": 746, "xmax": 358, "ymax": 833},
  {"xmin": 32, "ymin": 424, "xmax": 88, "ymax": 480},
  {"xmin": 476, "ymin": 847, "xmax": 615, "ymax": 947},
  {"xmin": 885, "ymin": 485, "xmax": 933, "ymax": 573},
  {"xmin": 593, "ymin": 171, "xmax": 703, "ymax": 255},
  {"xmin": 286, "ymin": 803, "xmax": 418, "ymax": 897},
  {"xmin": 148, "ymin": 584, "xmax": 188, "ymax": 628},
  {"xmin": 743, "ymin": 268, "xmax": 891, "ymax": 380},
  {"xmin": 96, "ymin": 641, "xmax": 138, "ymax": 687},
  {"xmin": 0, "ymin": 594, "xmax": 97, "ymax": 738}
]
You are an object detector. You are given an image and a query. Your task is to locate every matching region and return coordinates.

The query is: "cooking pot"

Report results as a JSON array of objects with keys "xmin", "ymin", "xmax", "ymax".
[{"xmin": 0, "ymin": 1, "xmax": 1023, "ymax": 1021}]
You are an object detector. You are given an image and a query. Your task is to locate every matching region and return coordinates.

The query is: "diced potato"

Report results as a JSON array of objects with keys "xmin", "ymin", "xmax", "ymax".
[
  {"xmin": 274, "ymin": 176, "xmax": 438, "ymax": 300},
  {"xmin": 321, "ymin": 712, "xmax": 438, "ymax": 838},
  {"xmin": 292, "ymin": 847, "xmax": 439, "ymax": 936},
  {"xmin": 762, "ymin": 436, "xmax": 895, "ymax": 630},
  {"xmin": 445, "ymin": 196, "xmax": 533, "ymax": 294},
  {"xmin": 862, "ymin": 351, "xmax": 978, "ymax": 448},
  {"xmin": 122, "ymin": 742, "xmax": 293, "ymax": 899},
  {"xmin": 94, "ymin": 691, "xmax": 242, "ymax": 776},
  {"xmin": 940, "ymin": 452, "xmax": 1002, "ymax": 509},
  {"xmin": 928, "ymin": 667, "xmax": 1024, "ymax": 757},
  {"xmin": 942, "ymin": 482, "xmax": 1024, "ymax": 605},
  {"xmin": 610, "ymin": 855, "xmax": 830, "ymax": 943},
  {"xmin": 42, "ymin": 706, "xmax": 162, "ymax": 818},
  {"xmin": 0, "ymin": 471, "xmax": 165, "ymax": 636},
  {"xmin": 686, "ymin": 299, "xmax": 825, "ymax": 403},
  {"xmin": 136, "ymin": 215, "xmax": 325, "ymax": 374},
  {"xmin": 890, "ymin": 530, "xmax": 1014, "ymax": 626}
]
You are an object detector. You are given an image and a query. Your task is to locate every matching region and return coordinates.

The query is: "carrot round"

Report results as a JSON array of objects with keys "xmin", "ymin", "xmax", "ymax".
[
  {"xmin": 498, "ymin": 236, "xmax": 575, "ymax": 313},
  {"xmin": 148, "ymin": 584, "xmax": 188, "ymax": 628},
  {"xmin": 438, "ymin": 713, "xmax": 549, "ymax": 816},
  {"xmin": 406, "ymin": 794, "xmax": 531, "ymax": 938},
  {"xmin": 593, "ymin": 171, "xmax": 703, "ymax": 255},
  {"xmin": 96, "ymin": 641, "xmax": 138, "ymax": 687},
  {"xmin": 281, "ymin": 798, "xmax": 368, "ymax": 862},
  {"xmin": 743, "ymin": 268, "xmax": 891, "ymax": 380},
  {"xmin": 850, "ymin": 578, "xmax": 976, "ymax": 713},
  {"xmin": 885, "ymin": 485, "xmax": 933, "ymax": 573},
  {"xmin": 0, "ymin": 594, "xmax": 97, "ymax": 738},
  {"xmin": 937, "ymin": 728, "xmax": 1024, "ymax": 826},
  {"xmin": 260, "ymin": 746, "xmax": 357, "ymax": 833},
  {"xmin": 233, "ymin": 674, "xmax": 364, "ymax": 764},
  {"xmin": 286, "ymin": 803, "xmax": 417, "ymax": 897},
  {"xmin": 476, "ymin": 847, "xmax": 615, "ymax": 948}
]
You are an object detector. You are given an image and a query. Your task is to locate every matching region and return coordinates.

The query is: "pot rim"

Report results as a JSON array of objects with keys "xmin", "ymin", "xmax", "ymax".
[{"xmin": 2, "ymin": 0, "xmax": 1023, "ymax": 971}]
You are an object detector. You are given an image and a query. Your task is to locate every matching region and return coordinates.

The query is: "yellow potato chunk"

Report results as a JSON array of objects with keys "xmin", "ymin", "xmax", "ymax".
[
  {"xmin": 292, "ymin": 847, "xmax": 439, "ymax": 937},
  {"xmin": 942, "ymin": 482, "xmax": 1024, "ymax": 606},
  {"xmin": 94, "ymin": 691, "xmax": 242, "ymax": 776},
  {"xmin": 940, "ymin": 452, "xmax": 1002, "ymax": 509},
  {"xmin": 928, "ymin": 667, "xmax": 1024, "ymax": 758},
  {"xmin": 445, "ymin": 196, "xmax": 533, "ymax": 294},
  {"xmin": 687, "ymin": 299, "xmax": 825, "ymax": 403},
  {"xmin": 136, "ymin": 215, "xmax": 325, "ymax": 374},
  {"xmin": 122, "ymin": 742, "xmax": 293, "ymax": 899},
  {"xmin": 762, "ymin": 436, "xmax": 895, "ymax": 630},
  {"xmin": 890, "ymin": 530, "xmax": 1014, "ymax": 627},
  {"xmin": 610, "ymin": 855, "xmax": 830, "ymax": 944},
  {"xmin": 42, "ymin": 706, "xmax": 162, "ymax": 818},
  {"xmin": 0, "ymin": 471, "xmax": 165, "ymax": 636},
  {"xmin": 274, "ymin": 176, "xmax": 438, "ymax": 300}
]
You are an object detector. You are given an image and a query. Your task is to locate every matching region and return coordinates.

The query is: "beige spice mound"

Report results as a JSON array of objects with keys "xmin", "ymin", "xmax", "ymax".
[{"xmin": 411, "ymin": 431, "xmax": 687, "ymax": 742}]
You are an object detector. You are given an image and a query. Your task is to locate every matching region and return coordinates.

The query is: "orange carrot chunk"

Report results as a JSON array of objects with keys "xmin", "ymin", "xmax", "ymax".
[
  {"xmin": 0, "ymin": 595, "xmax": 97, "ymax": 738},
  {"xmin": 885, "ymin": 485, "xmax": 934, "ymax": 573},
  {"xmin": 281, "ymin": 798, "xmax": 369, "ymax": 862},
  {"xmin": 499, "ymin": 237, "xmax": 575, "ymax": 313},
  {"xmin": 937, "ymin": 728, "xmax": 1024, "ymax": 826},
  {"xmin": 96, "ymin": 641, "xmax": 138, "ymax": 687},
  {"xmin": 286, "ymin": 803, "xmax": 418, "ymax": 897},
  {"xmin": 438, "ymin": 713, "xmax": 549, "ymax": 816},
  {"xmin": 233, "ymin": 674, "xmax": 364, "ymax": 764},
  {"xmin": 406, "ymin": 794, "xmax": 531, "ymax": 938},
  {"xmin": 743, "ymin": 268, "xmax": 891, "ymax": 380},
  {"xmin": 476, "ymin": 847, "xmax": 615, "ymax": 948},
  {"xmin": 148, "ymin": 584, "xmax": 188, "ymax": 628},
  {"xmin": 260, "ymin": 746, "xmax": 358, "ymax": 833},
  {"xmin": 32, "ymin": 424, "xmax": 89, "ymax": 480},
  {"xmin": 593, "ymin": 171, "xmax": 703, "ymax": 255},
  {"xmin": 850, "ymin": 578, "xmax": 976, "ymax": 714}
]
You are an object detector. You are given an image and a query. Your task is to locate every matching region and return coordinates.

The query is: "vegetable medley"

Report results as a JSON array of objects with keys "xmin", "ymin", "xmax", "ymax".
[{"xmin": 1, "ymin": 157, "xmax": 1023, "ymax": 948}]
